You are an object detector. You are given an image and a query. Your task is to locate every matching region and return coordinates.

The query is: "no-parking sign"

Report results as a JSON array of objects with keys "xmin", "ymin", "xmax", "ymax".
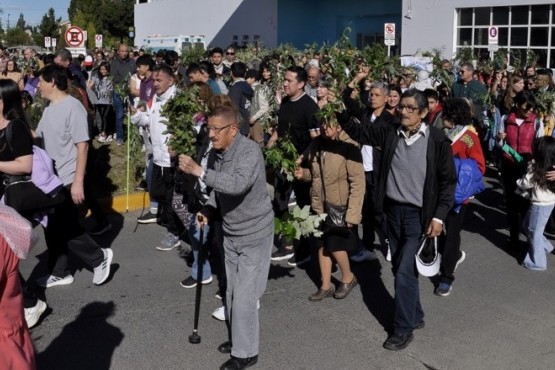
[
  {"xmin": 384, "ymin": 23, "xmax": 396, "ymax": 46},
  {"xmin": 65, "ymin": 26, "xmax": 85, "ymax": 47}
]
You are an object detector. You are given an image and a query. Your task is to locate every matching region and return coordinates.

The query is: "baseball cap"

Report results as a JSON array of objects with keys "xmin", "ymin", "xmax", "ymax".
[{"xmin": 84, "ymin": 55, "xmax": 93, "ymax": 66}]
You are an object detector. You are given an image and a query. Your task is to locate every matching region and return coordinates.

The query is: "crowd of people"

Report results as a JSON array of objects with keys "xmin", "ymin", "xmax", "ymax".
[{"xmin": 2, "ymin": 42, "xmax": 555, "ymax": 369}]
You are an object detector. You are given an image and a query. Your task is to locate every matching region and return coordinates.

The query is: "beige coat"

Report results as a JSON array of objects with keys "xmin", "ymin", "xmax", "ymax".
[{"xmin": 299, "ymin": 132, "xmax": 365, "ymax": 225}]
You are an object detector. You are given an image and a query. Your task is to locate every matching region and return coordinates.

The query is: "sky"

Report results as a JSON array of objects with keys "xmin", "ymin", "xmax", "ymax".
[{"xmin": 2, "ymin": 0, "xmax": 70, "ymax": 27}]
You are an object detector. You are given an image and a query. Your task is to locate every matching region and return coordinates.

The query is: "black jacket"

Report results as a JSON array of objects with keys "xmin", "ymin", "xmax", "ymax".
[{"xmin": 339, "ymin": 116, "xmax": 456, "ymax": 232}]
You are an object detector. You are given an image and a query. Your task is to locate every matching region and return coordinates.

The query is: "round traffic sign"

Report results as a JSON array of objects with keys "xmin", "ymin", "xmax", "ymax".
[
  {"xmin": 65, "ymin": 26, "xmax": 84, "ymax": 47},
  {"xmin": 386, "ymin": 24, "xmax": 395, "ymax": 35},
  {"xmin": 128, "ymin": 31, "xmax": 135, "ymax": 38}
]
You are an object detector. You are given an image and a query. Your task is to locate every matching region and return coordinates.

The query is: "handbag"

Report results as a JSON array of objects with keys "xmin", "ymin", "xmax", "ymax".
[
  {"xmin": 3, "ymin": 175, "xmax": 64, "ymax": 213},
  {"xmin": 2, "ymin": 120, "xmax": 64, "ymax": 213},
  {"xmin": 318, "ymin": 151, "xmax": 349, "ymax": 235}
]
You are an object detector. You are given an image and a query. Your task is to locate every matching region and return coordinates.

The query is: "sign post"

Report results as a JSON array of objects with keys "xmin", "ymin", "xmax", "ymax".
[
  {"xmin": 488, "ymin": 26, "xmax": 499, "ymax": 60},
  {"xmin": 95, "ymin": 34, "xmax": 103, "ymax": 48},
  {"xmin": 51, "ymin": 38, "xmax": 57, "ymax": 49},
  {"xmin": 44, "ymin": 36, "xmax": 51, "ymax": 51},
  {"xmin": 384, "ymin": 23, "xmax": 396, "ymax": 57}
]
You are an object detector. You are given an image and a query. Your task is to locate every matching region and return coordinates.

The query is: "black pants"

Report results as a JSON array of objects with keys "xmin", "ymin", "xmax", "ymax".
[
  {"xmin": 83, "ymin": 148, "xmax": 109, "ymax": 227},
  {"xmin": 96, "ymin": 104, "xmax": 114, "ymax": 135},
  {"xmin": 150, "ymin": 164, "xmax": 184, "ymax": 236},
  {"xmin": 273, "ymin": 174, "xmax": 311, "ymax": 252},
  {"xmin": 438, "ymin": 204, "xmax": 467, "ymax": 284},
  {"xmin": 362, "ymin": 171, "xmax": 377, "ymax": 250},
  {"xmin": 500, "ymin": 162, "xmax": 529, "ymax": 242},
  {"xmin": 44, "ymin": 186, "xmax": 104, "ymax": 277}
]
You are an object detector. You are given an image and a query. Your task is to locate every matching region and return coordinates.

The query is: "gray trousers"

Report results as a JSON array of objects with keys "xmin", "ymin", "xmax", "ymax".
[{"xmin": 224, "ymin": 231, "xmax": 273, "ymax": 358}]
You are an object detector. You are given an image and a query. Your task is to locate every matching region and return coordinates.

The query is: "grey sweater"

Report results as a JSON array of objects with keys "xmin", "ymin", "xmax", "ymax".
[
  {"xmin": 386, "ymin": 132, "xmax": 428, "ymax": 207},
  {"xmin": 204, "ymin": 134, "xmax": 274, "ymax": 242}
]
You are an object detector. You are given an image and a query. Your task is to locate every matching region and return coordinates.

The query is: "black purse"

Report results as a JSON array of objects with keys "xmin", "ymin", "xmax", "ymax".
[
  {"xmin": 3, "ymin": 175, "xmax": 65, "ymax": 214},
  {"xmin": 319, "ymin": 151, "xmax": 349, "ymax": 236}
]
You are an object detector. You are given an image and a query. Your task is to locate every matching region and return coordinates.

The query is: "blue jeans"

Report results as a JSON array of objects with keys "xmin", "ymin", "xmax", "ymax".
[
  {"xmin": 386, "ymin": 201, "xmax": 424, "ymax": 334},
  {"xmin": 523, "ymin": 203, "xmax": 555, "ymax": 270},
  {"xmin": 189, "ymin": 220, "xmax": 212, "ymax": 281},
  {"xmin": 113, "ymin": 92, "xmax": 124, "ymax": 141}
]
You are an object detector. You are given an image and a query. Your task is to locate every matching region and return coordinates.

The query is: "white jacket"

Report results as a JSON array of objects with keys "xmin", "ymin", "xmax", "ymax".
[
  {"xmin": 131, "ymin": 85, "xmax": 176, "ymax": 167},
  {"xmin": 516, "ymin": 163, "xmax": 555, "ymax": 206}
]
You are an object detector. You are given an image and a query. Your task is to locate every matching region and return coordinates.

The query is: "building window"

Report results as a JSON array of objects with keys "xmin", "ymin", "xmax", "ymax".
[{"xmin": 456, "ymin": 5, "xmax": 555, "ymax": 67}]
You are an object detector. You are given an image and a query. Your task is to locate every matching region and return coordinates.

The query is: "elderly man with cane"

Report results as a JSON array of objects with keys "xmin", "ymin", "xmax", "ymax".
[{"xmin": 178, "ymin": 105, "xmax": 273, "ymax": 370}]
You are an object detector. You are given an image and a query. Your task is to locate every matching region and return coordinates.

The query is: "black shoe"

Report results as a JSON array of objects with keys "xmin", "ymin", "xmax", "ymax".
[
  {"xmin": 414, "ymin": 320, "xmax": 425, "ymax": 330},
  {"xmin": 218, "ymin": 341, "xmax": 232, "ymax": 354},
  {"xmin": 137, "ymin": 211, "xmax": 157, "ymax": 224},
  {"xmin": 270, "ymin": 247, "xmax": 294, "ymax": 261},
  {"xmin": 287, "ymin": 253, "xmax": 310, "ymax": 267},
  {"xmin": 383, "ymin": 332, "xmax": 414, "ymax": 351},
  {"xmin": 220, "ymin": 355, "xmax": 258, "ymax": 370}
]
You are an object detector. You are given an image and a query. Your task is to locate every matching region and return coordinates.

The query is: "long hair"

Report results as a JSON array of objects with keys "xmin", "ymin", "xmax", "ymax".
[
  {"xmin": 503, "ymin": 75, "xmax": 523, "ymax": 112},
  {"xmin": 2, "ymin": 59, "xmax": 21, "ymax": 76},
  {"xmin": 531, "ymin": 136, "xmax": 555, "ymax": 193},
  {"xmin": 0, "ymin": 79, "xmax": 27, "ymax": 124}
]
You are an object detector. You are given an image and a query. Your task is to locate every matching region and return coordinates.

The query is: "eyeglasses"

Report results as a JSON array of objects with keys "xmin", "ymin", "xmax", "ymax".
[
  {"xmin": 206, "ymin": 124, "xmax": 233, "ymax": 134},
  {"xmin": 396, "ymin": 105, "xmax": 419, "ymax": 113},
  {"xmin": 225, "ymin": 52, "xmax": 235, "ymax": 55}
]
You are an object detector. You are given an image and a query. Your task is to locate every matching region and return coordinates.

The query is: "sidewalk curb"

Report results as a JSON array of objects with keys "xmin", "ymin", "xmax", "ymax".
[{"xmin": 99, "ymin": 192, "xmax": 150, "ymax": 214}]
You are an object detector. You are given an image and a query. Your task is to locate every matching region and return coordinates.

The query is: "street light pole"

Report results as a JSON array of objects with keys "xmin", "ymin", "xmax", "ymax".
[{"xmin": 7, "ymin": 14, "xmax": 10, "ymax": 30}]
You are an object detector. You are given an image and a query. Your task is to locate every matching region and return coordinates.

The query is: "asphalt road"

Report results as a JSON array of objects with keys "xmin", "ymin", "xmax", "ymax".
[{"xmin": 20, "ymin": 171, "xmax": 555, "ymax": 370}]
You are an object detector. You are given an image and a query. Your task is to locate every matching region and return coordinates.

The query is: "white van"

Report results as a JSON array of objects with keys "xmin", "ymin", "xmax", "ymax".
[{"xmin": 142, "ymin": 35, "xmax": 206, "ymax": 53}]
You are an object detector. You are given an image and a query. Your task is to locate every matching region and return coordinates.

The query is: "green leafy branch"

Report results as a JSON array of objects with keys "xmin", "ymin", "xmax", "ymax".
[
  {"xmin": 535, "ymin": 89, "xmax": 555, "ymax": 116},
  {"xmin": 263, "ymin": 136, "xmax": 298, "ymax": 181},
  {"xmin": 113, "ymin": 73, "xmax": 131, "ymax": 98},
  {"xmin": 161, "ymin": 85, "xmax": 208, "ymax": 156},
  {"xmin": 274, "ymin": 205, "xmax": 327, "ymax": 241}
]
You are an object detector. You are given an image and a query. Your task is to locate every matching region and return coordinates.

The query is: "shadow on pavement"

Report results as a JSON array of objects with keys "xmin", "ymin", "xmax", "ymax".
[
  {"xmin": 352, "ymin": 260, "xmax": 395, "ymax": 333},
  {"xmin": 36, "ymin": 301, "xmax": 124, "ymax": 370}
]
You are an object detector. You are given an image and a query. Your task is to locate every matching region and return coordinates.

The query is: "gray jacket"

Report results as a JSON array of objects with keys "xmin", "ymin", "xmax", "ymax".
[{"xmin": 204, "ymin": 134, "xmax": 274, "ymax": 242}]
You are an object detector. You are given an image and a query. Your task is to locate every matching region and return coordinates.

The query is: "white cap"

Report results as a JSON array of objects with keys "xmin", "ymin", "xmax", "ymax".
[{"xmin": 415, "ymin": 236, "xmax": 441, "ymax": 277}]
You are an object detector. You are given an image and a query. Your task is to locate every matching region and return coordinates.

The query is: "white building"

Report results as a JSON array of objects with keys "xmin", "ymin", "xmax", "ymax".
[
  {"xmin": 134, "ymin": 0, "xmax": 278, "ymax": 49},
  {"xmin": 401, "ymin": 0, "xmax": 555, "ymax": 67}
]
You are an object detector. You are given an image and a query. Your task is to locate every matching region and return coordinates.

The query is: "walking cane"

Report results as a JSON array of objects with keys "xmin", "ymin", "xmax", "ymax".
[{"xmin": 189, "ymin": 215, "xmax": 206, "ymax": 344}]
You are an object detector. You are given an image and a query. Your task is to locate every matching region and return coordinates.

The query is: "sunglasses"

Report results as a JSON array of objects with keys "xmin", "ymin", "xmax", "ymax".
[{"xmin": 226, "ymin": 52, "xmax": 235, "ymax": 55}]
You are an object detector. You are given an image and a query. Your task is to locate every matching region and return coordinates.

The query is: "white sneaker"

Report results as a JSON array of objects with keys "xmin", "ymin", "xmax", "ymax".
[
  {"xmin": 93, "ymin": 248, "xmax": 113, "ymax": 285},
  {"xmin": 25, "ymin": 299, "xmax": 47, "ymax": 328},
  {"xmin": 212, "ymin": 301, "xmax": 260, "ymax": 321},
  {"xmin": 212, "ymin": 306, "xmax": 228, "ymax": 321},
  {"xmin": 36, "ymin": 274, "xmax": 74, "ymax": 288}
]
